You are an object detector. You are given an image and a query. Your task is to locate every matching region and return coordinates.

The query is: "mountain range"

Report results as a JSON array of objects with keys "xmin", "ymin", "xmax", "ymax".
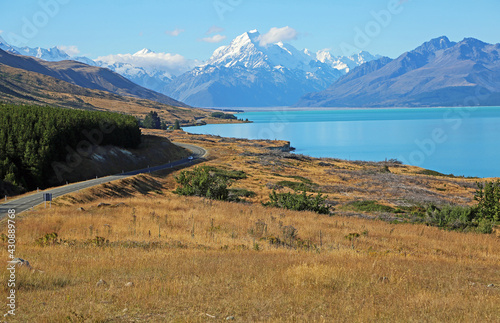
[
  {"xmin": 0, "ymin": 46, "xmax": 187, "ymax": 107},
  {"xmin": 0, "ymin": 48, "xmax": 209, "ymax": 123},
  {"xmin": 0, "ymin": 31, "xmax": 380, "ymax": 108},
  {"xmin": 1, "ymin": 33, "xmax": 500, "ymax": 108},
  {"xmin": 163, "ymin": 30, "xmax": 380, "ymax": 107},
  {"xmin": 297, "ymin": 36, "xmax": 500, "ymax": 107}
]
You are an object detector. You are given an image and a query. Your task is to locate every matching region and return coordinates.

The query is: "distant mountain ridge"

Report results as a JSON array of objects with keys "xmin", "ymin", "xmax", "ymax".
[
  {"xmin": 0, "ymin": 35, "xmax": 96, "ymax": 66},
  {"xmin": 0, "ymin": 58, "xmax": 208, "ymax": 124},
  {"xmin": 0, "ymin": 48, "xmax": 188, "ymax": 107},
  {"xmin": 297, "ymin": 36, "xmax": 500, "ymax": 107}
]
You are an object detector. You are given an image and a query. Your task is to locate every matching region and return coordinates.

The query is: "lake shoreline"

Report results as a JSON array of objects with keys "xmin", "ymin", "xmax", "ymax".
[
  {"xmin": 185, "ymin": 107, "xmax": 500, "ymax": 178},
  {"xmin": 205, "ymin": 105, "xmax": 500, "ymax": 113}
]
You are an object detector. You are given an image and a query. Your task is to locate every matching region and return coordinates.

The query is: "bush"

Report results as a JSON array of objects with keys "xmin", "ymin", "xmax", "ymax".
[
  {"xmin": 174, "ymin": 166, "xmax": 231, "ymax": 200},
  {"xmin": 263, "ymin": 190, "xmax": 331, "ymax": 214},
  {"xmin": 203, "ymin": 166, "xmax": 247, "ymax": 180},
  {"xmin": 229, "ymin": 188, "xmax": 256, "ymax": 199},
  {"xmin": 425, "ymin": 205, "xmax": 475, "ymax": 229},
  {"xmin": 475, "ymin": 180, "xmax": 500, "ymax": 222},
  {"xmin": 346, "ymin": 200, "xmax": 395, "ymax": 213},
  {"xmin": 276, "ymin": 180, "xmax": 314, "ymax": 192}
]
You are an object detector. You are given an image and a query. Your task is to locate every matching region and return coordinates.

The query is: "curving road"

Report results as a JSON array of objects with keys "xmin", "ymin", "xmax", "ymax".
[{"xmin": 0, "ymin": 142, "xmax": 207, "ymax": 218}]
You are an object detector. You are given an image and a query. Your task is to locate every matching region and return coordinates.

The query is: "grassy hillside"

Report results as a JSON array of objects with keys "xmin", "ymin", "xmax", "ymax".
[
  {"xmin": 1, "ymin": 131, "xmax": 498, "ymax": 321},
  {"xmin": 0, "ymin": 48, "xmax": 187, "ymax": 107},
  {"xmin": 0, "ymin": 64, "xmax": 248, "ymax": 127},
  {"xmin": 0, "ymin": 64, "xmax": 213, "ymax": 123}
]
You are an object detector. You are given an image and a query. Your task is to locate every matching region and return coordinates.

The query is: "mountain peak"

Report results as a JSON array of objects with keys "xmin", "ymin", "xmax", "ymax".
[
  {"xmin": 413, "ymin": 36, "xmax": 455, "ymax": 55},
  {"xmin": 134, "ymin": 48, "xmax": 155, "ymax": 56},
  {"xmin": 0, "ymin": 35, "xmax": 19, "ymax": 54},
  {"xmin": 459, "ymin": 37, "xmax": 488, "ymax": 47},
  {"xmin": 233, "ymin": 30, "xmax": 260, "ymax": 45}
]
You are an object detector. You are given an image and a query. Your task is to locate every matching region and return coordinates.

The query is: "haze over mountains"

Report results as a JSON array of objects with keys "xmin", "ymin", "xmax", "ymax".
[{"xmin": 297, "ymin": 36, "xmax": 500, "ymax": 107}]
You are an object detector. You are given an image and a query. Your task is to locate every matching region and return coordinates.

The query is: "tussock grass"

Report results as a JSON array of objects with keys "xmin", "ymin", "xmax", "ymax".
[
  {"xmin": 1, "ymin": 131, "xmax": 499, "ymax": 321},
  {"xmin": 1, "ymin": 192, "xmax": 499, "ymax": 321}
]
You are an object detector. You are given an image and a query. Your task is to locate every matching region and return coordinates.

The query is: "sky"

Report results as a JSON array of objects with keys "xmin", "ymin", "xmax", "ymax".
[{"xmin": 1, "ymin": 0, "xmax": 500, "ymax": 62}]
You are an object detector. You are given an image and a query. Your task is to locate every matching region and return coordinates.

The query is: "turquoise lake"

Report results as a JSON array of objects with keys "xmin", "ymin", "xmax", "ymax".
[{"xmin": 186, "ymin": 107, "xmax": 500, "ymax": 178}]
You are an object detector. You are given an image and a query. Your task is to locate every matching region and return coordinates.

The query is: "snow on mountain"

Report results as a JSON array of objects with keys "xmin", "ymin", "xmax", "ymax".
[
  {"xmin": 206, "ymin": 30, "xmax": 315, "ymax": 72},
  {"xmin": 297, "ymin": 36, "xmax": 500, "ymax": 108},
  {"xmin": 0, "ymin": 35, "xmax": 20, "ymax": 54},
  {"xmin": 164, "ymin": 30, "xmax": 379, "ymax": 107},
  {"xmin": 206, "ymin": 30, "xmax": 268, "ymax": 69},
  {"xmin": 14, "ymin": 46, "xmax": 71, "ymax": 61},
  {"xmin": 96, "ymin": 49, "xmax": 200, "ymax": 79},
  {"xmin": 95, "ymin": 49, "xmax": 201, "ymax": 93},
  {"xmin": 317, "ymin": 50, "xmax": 382, "ymax": 73},
  {"xmin": 0, "ymin": 31, "xmax": 380, "ymax": 107},
  {"xmin": 0, "ymin": 36, "xmax": 96, "ymax": 66}
]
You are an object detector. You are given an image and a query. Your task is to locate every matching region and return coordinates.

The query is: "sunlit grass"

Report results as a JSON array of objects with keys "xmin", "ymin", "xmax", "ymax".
[{"xmin": 0, "ymin": 132, "xmax": 498, "ymax": 321}]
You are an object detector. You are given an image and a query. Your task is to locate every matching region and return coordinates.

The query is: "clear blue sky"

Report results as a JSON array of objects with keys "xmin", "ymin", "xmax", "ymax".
[{"xmin": 1, "ymin": 0, "xmax": 499, "ymax": 59}]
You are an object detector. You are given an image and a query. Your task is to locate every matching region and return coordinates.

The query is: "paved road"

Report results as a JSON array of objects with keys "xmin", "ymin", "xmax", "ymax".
[{"xmin": 0, "ymin": 142, "xmax": 206, "ymax": 218}]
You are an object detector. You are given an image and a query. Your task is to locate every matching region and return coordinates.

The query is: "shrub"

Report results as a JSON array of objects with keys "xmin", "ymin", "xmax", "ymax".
[
  {"xmin": 35, "ymin": 232, "xmax": 59, "ymax": 246},
  {"xmin": 346, "ymin": 200, "xmax": 395, "ymax": 213},
  {"xmin": 263, "ymin": 190, "xmax": 331, "ymax": 214},
  {"xmin": 425, "ymin": 205, "xmax": 475, "ymax": 229},
  {"xmin": 229, "ymin": 188, "xmax": 256, "ymax": 199},
  {"xmin": 174, "ymin": 166, "xmax": 231, "ymax": 200},
  {"xmin": 203, "ymin": 166, "xmax": 247, "ymax": 180},
  {"xmin": 276, "ymin": 180, "xmax": 315, "ymax": 192},
  {"xmin": 475, "ymin": 180, "xmax": 500, "ymax": 222}
]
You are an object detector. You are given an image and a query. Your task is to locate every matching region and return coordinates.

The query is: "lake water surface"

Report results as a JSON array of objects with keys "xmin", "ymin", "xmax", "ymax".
[{"xmin": 186, "ymin": 107, "xmax": 500, "ymax": 178}]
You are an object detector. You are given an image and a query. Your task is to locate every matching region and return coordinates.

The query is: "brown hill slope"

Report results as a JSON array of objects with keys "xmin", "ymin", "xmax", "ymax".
[
  {"xmin": 0, "ymin": 63, "xmax": 209, "ymax": 122},
  {"xmin": 0, "ymin": 48, "xmax": 188, "ymax": 107}
]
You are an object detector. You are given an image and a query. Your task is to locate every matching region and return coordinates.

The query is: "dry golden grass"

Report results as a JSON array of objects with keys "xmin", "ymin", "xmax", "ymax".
[
  {"xmin": 1, "ymin": 132, "xmax": 499, "ymax": 322},
  {"xmin": 1, "ymin": 194, "xmax": 499, "ymax": 322}
]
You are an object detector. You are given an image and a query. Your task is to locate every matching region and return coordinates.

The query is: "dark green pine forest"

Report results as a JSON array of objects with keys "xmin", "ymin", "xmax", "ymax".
[{"xmin": 0, "ymin": 103, "xmax": 141, "ymax": 193}]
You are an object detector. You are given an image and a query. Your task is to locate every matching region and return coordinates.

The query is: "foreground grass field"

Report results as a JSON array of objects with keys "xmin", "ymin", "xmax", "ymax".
[{"xmin": 1, "ymin": 131, "xmax": 499, "ymax": 322}]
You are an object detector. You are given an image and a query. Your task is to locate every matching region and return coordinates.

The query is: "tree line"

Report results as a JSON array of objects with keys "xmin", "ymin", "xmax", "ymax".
[{"xmin": 0, "ymin": 103, "xmax": 141, "ymax": 192}]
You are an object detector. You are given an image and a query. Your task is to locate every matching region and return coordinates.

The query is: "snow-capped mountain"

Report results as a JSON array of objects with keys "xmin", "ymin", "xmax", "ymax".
[
  {"xmin": 0, "ymin": 35, "xmax": 19, "ymax": 54},
  {"xmin": 0, "ymin": 35, "xmax": 96, "ymax": 65},
  {"xmin": 96, "ymin": 60, "xmax": 172, "ymax": 94},
  {"xmin": 163, "ymin": 30, "xmax": 379, "ymax": 107},
  {"xmin": 95, "ymin": 49, "xmax": 199, "ymax": 94},
  {"xmin": 297, "ymin": 36, "xmax": 500, "ymax": 107},
  {"xmin": 316, "ymin": 49, "xmax": 381, "ymax": 73},
  {"xmin": 15, "ymin": 46, "xmax": 71, "ymax": 61},
  {"xmin": 0, "ymin": 31, "xmax": 380, "ymax": 107}
]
